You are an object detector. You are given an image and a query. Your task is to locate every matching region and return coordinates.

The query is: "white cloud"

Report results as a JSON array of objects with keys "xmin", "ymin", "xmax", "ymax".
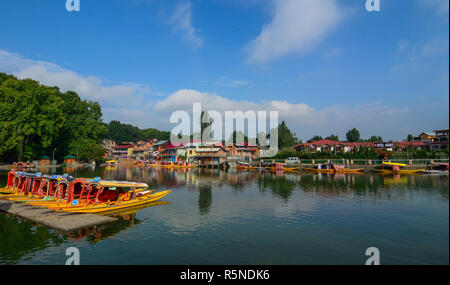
[
  {"xmin": 0, "ymin": 49, "xmax": 150, "ymax": 107},
  {"xmin": 154, "ymin": 89, "xmax": 414, "ymax": 140},
  {"xmin": 215, "ymin": 76, "xmax": 251, "ymax": 87},
  {"xmin": 245, "ymin": 0, "xmax": 344, "ymax": 64},
  {"xmin": 1, "ymin": 49, "xmax": 438, "ymax": 141},
  {"xmin": 168, "ymin": 1, "xmax": 204, "ymax": 49}
]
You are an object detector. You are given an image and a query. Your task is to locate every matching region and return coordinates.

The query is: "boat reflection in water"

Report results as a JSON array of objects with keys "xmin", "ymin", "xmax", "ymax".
[{"xmin": 67, "ymin": 201, "xmax": 171, "ymax": 244}]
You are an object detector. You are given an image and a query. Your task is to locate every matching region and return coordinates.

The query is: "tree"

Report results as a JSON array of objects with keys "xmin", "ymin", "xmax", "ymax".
[
  {"xmin": 201, "ymin": 111, "xmax": 213, "ymax": 142},
  {"xmin": 278, "ymin": 121, "xmax": 299, "ymax": 148},
  {"xmin": 325, "ymin": 134, "xmax": 339, "ymax": 141},
  {"xmin": 70, "ymin": 138, "xmax": 105, "ymax": 162},
  {"xmin": 346, "ymin": 128, "xmax": 361, "ymax": 142},
  {"xmin": 407, "ymin": 134, "xmax": 413, "ymax": 142},
  {"xmin": 52, "ymin": 90, "xmax": 107, "ymax": 161},
  {"xmin": 229, "ymin": 130, "xmax": 248, "ymax": 145},
  {"xmin": 310, "ymin": 135, "xmax": 323, "ymax": 142},
  {"xmin": 0, "ymin": 77, "xmax": 65, "ymax": 160},
  {"xmin": 368, "ymin": 136, "xmax": 383, "ymax": 142}
]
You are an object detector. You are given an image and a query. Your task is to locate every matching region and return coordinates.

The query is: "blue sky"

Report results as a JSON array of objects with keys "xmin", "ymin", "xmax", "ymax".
[{"xmin": 0, "ymin": 0, "xmax": 448, "ymax": 141}]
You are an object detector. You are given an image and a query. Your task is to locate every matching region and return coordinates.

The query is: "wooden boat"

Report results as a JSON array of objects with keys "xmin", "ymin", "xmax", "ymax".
[
  {"xmin": 0, "ymin": 170, "xmax": 18, "ymax": 194},
  {"xmin": 32, "ymin": 179, "xmax": 149, "ymax": 209},
  {"xmin": 12, "ymin": 162, "xmax": 35, "ymax": 169},
  {"xmin": 61, "ymin": 190, "xmax": 172, "ymax": 213},
  {"xmin": 302, "ymin": 163, "xmax": 364, "ymax": 174},
  {"xmin": 8, "ymin": 175, "xmax": 59, "ymax": 202},
  {"xmin": 372, "ymin": 162, "xmax": 424, "ymax": 174},
  {"xmin": 27, "ymin": 177, "xmax": 93, "ymax": 207},
  {"xmin": 45, "ymin": 179, "xmax": 168, "ymax": 213},
  {"xmin": 0, "ymin": 171, "xmax": 39, "ymax": 198},
  {"xmin": 106, "ymin": 160, "xmax": 118, "ymax": 167},
  {"xmin": 160, "ymin": 162, "xmax": 197, "ymax": 169},
  {"xmin": 236, "ymin": 162, "xmax": 260, "ymax": 170},
  {"xmin": 421, "ymin": 162, "xmax": 449, "ymax": 174}
]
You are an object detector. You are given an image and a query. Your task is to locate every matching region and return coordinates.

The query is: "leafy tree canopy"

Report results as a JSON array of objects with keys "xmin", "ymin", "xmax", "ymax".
[
  {"xmin": 346, "ymin": 128, "xmax": 361, "ymax": 142},
  {"xmin": 278, "ymin": 121, "xmax": 299, "ymax": 149}
]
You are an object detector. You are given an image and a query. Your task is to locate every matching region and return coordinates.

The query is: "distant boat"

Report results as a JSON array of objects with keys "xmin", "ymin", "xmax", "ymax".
[
  {"xmin": 372, "ymin": 162, "xmax": 423, "ymax": 174},
  {"xmin": 303, "ymin": 163, "xmax": 363, "ymax": 174},
  {"xmin": 422, "ymin": 162, "xmax": 449, "ymax": 175}
]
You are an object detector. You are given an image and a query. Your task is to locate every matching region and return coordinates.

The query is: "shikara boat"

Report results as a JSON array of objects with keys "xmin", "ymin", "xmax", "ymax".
[
  {"xmin": 0, "ymin": 170, "xmax": 18, "ymax": 194},
  {"xmin": 421, "ymin": 162, "xmax": 449, "ymax": 175},
  {"xmin": 12, "ymin": 175, "xmax": 73, "ymax": 204},
  {"xmin": 302, "ymin": 163, "xmax": 364, "ymax": 174},
  {"xmin": 372, "ymin": 162, "xmax": 424, "ymax": 174},
  {"xmin": 51, "ymin": 180, "xmax": 170, "ymax": 213},
  {"xmin": 0, "ymin": 171, "xmax": 39, "ymax": 198},
  {"xmin": 61, "ymin": 190, "xmax": 172, "ymax": 213},
  {"xmin": 236, "ymin": 162, "xmax": 260, "ymax": 170},
  {"xmin": 27, "ymin": 177, "xmax": 93, "ymax": 207},
  {"xmin": 36, "ymin": 179, "xmax": 149, "ymax": 210},
  {"xmin": 160, "ymin": 162, "xmax": 197, "ymax": 169}
]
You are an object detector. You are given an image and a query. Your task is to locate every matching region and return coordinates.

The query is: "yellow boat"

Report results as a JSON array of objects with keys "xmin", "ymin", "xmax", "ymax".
[
  {"xmin": 30, "ymin": 179, "xmax": 149, "ymax": 208},
  {"xmin": 61, "ymin": 190, "xmax": 172, "ymax": 213},
  {"xmin": 302, "ymin": 163, "xmax": 363, "ymax": 173},
  {"xmin": 0, "ymin": 187, "xmax": 16, "ymax": 194},
  {"xmin": 372, "ymin": 162, "xmax": 424, "ymax": 174}
]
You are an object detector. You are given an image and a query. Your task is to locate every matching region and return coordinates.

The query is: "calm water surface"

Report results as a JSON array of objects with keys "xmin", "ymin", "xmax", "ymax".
[{"xmin": 0, "ymin": 167, "xmax": 448, "ymax": 265}]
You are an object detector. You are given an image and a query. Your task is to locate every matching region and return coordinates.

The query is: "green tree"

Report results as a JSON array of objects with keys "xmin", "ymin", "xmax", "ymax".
[
  {"xmin": 346, "ymin": 128, "xmax": 361, "ymax": 142},
  {"xmin": 278, "ymin": 121, "xmax": 299, "ymax": 148},
  {"xmin": 310, "ymin": 135, "xmax": 323, "ymax": 142},
  {"xmin": 368, "ymin": 136, "xmax": 383, "ymax": 142},
  {"xmin": 0, "ymin": 77, "xmax": 65, "ymax": 160},
  {"xmin": 201, "ymin": 111, "xmax": 213, "ymax": 142},
  {"xmin": 70, "ymin": 138, "xmax": 106, "ymax": 162},
  {"xmin": 229, "ymin": 130, "xmax": 248, "ymax": 145},
  {"xmin": 52, "ymin": 90, "xmax": 107, "ymax": 161},
  {"xmin": 325, "ymin": 134, "xmax": 339, "ymax": 141},
  {"xmin": 407, "ymin": 134, "xmax": 413, "ymax": 142}
]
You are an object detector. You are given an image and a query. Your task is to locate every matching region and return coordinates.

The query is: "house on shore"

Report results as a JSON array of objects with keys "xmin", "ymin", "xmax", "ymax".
[
  {"xmin": 64, "ymin": 155, "xmax": 77, "ymax": 165},
  {"xmin": 194, "ymin": 146, "xmax": 228, "ymax": 168},
  {"xmin": 428, "ymin": 129, "xmax": 449, "ymax": 150},
  {"xmin": 38, "ymin": 155, "xmax": 51, "ymax": 166}
]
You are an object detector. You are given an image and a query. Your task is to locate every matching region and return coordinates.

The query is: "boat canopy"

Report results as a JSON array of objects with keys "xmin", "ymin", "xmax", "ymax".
[
  {"xmin": 93, "ymin": 180, "xmax": 149, "ymax": 189},
  {"xmin": 382, "ymin": 162, "xmax": 406, "ymax": 167},
  {"xmin": 429, "ymin": 162, "xmax": 449, "ymax": 166}
]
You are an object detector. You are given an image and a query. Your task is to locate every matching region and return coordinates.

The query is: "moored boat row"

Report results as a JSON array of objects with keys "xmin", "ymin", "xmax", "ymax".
[
  {"xmin": 233, "ymin": 161, "xmax": 446, "ymax": 175},
  {"xmin": 0, "ymin": 170, "xmax": 171, "ymax": 213}
]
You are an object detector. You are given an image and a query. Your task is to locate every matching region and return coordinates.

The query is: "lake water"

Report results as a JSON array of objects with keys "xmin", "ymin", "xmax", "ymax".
[{"xmin": 0, "ymin": 167, "xmax": 448, "ymax": 265}]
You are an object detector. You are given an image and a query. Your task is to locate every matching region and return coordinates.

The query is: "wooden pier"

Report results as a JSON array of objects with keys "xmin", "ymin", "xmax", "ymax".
[{"xmin": 0, "ymin": 200, "xmax": 117, "ymax": 232}]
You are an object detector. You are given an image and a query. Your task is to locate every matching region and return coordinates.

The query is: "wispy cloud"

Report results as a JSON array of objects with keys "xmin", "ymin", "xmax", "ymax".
[
  {"xmin": 215, "ymin": 76, "xmax": 251, "ymax": 87},
  {"xmin": 245, "ymin": 0, "xmax": 345, "ymax": 65},
  {"xmin": 391, "ymin": 37, "xmax": 449, "ymax": 72},
  {"xmin": 168, "ymin": 1, "xmax": 204, "ymax": 49},
  {"xmin": 418, "ymin": 0, "xmax": 449, "ymax": 15}
]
